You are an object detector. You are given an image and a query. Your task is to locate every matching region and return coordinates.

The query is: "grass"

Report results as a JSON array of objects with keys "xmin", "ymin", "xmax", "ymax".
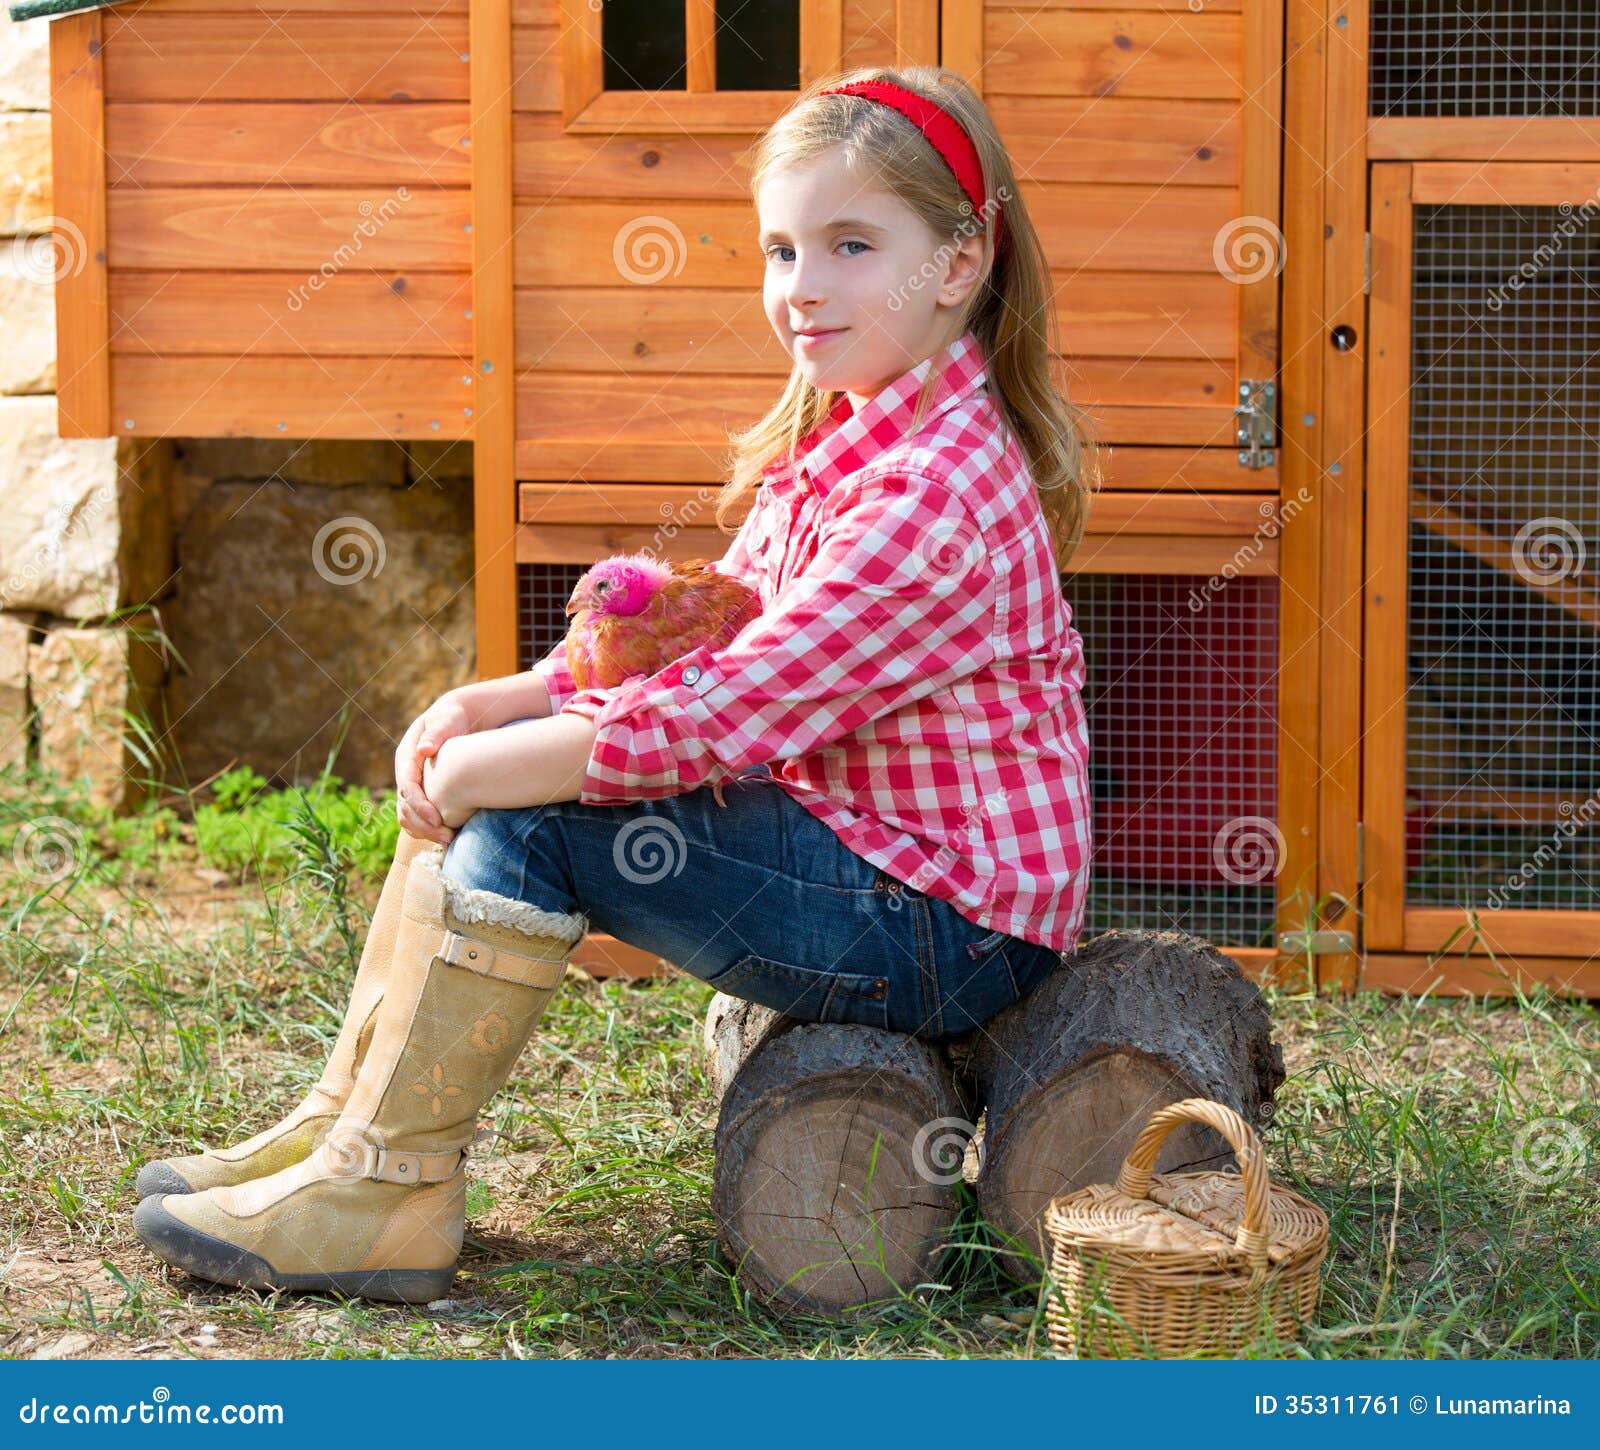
[{"xmin": 0, "ymin": 759, "xmax": 1596, "ymax": 1361}]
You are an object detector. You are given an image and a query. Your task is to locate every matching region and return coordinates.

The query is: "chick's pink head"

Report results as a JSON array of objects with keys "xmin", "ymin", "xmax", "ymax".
[{"xmin": 566, "ymin": 552, "xmax": 674, "ymax": 618}]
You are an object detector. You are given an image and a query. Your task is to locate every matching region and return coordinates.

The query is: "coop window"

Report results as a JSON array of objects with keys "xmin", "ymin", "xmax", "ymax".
[
  {"xmin": 565, "ymin": 0, "xmax": 836, "ymax": 132},
  {"xmin": 1404, "ymin": 203, "xmax": 1600, "ymax": 911},
  {"xmin": 601, "ymin": 0, "xmax": 801, "ymax": 91},
  {"xmin": 1370, "ymin": 1, "xmax": 1600, "ymax": 118},
  {"xmin": 715, "ymin": 1, "xmax": 802, "ymax": 92},
  {"xmin": 602, "ymin": 0, "xmax": 690, "ymax": 91}
]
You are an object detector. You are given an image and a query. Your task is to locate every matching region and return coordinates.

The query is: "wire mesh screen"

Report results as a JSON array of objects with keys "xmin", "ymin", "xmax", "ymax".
[
  {"xmin": 1405, "ymin": 204, "xmax": 1600, "ymax": 912},
  {"xmin": 1370, "ymin": 2, "xmax": 1600, "ymax": 117},
  {"xmin": 518, "ymin": 563, "xmax": 587, "ymax": 678},
  {"xmin": 518, "ymin": 564, "xmax": 1283, "ymax": 948},
  {"xmin": 1067, "ymin": 574, "xmax": 1280, "ymax": 948}
]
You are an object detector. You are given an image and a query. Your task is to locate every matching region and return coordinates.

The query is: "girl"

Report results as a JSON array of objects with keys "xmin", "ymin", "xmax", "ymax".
[{"xmin": 133, "ymin": 65, "xmax": 1100, "ymax": 1303}]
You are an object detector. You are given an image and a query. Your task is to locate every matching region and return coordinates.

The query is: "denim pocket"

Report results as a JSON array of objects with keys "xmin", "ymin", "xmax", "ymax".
[
  {"xmin": 707, "ymin": 953, "xmax": 891, "ymax": 1030},
  {"xmin": 964, "ymin": 927, "xmax": 1011, "ymax": 962}
]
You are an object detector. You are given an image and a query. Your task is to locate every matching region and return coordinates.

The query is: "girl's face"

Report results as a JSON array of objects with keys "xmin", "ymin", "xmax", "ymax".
[{"xmin": 757, "ymin": 153, "xmax": 986, "ymax": 411}]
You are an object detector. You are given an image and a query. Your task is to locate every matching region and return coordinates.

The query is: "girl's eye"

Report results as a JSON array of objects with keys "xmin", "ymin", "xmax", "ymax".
[{"xmin": 765, "ymin": 241, "xmax": 871, "ymax": 262}]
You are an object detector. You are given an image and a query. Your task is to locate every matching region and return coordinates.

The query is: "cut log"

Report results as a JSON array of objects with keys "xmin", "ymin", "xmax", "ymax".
[
  {"xmin": 704, "ymin": 993, "xmax": 975, "ymax": 1316},
  {"xmin": 961, "ymin": 927, "xmax": 1285, "ymax": 1282}
]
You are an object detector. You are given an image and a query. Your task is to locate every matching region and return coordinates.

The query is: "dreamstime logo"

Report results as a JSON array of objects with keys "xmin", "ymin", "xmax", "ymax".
[
  {"xmin": 1212, "ymin": 815, "xmax": 1285, "ymax": 885},
  {"xmin": 312, "ymin": 516, "xmax": 386, "ymax": 585},
  {"xmin": 0, "ymin": 482, "xmax": 115, "ymax": 608},
  {"xmin": 286, "ymin": 188, "xmax": 411, "ymax": 312},
  {"xmin": 1511, "ymin": 1115, "xmax": 1588, "ymax": 1188},
  {"xmin": 1511, "ymin": 516, "xmax": 1586, "ymax": 587},
  {"xmin": 613, "ymin": 215, "xmax": 688, "ymax": 284},
  {"xmin": 1485, "ymin": 790, "xmax": 1600, "ymax": 909},
  {"xmin": 318, "ymin": 1123, "xmax": 387, "ymax": 1185},
  {"xmin": 12, "ymin": 816, "xmax": 88, "ymax": 886},
  {"xmin": 611, "ymin": 817, "xmax": 688, "ymax": 884},
  {"xmin": 1186, "ymin": 487, "xmax": 1312, "ymax": 611},
  {"xmin": 646, "ymin": 487, "xmax": 720, "ymax": 557},
  {"xmin": 1487, "ymin": 194, "xmax": 1600, "ymax": 310},
  {"xmin": 887, "ymin": 185, "xmax": 1012, "ymax": 313},
  {"xmin": 905, "ymin": 516, "xmax": 987, "ymax": 599},
  {"xmin": 912, "ymin": 1115, "xmax": 978, "ymax": 1185},
  {"xmin": 1212, "ymin": 216, "xmax": 1285, "ymax": 284},
  {"xmin": 961, "ymin": 786, "xmax": 1010, "ymax": 836},
  {"xmin": 15, "ymin": 218, "xmax": 90, "ymax": 284}
]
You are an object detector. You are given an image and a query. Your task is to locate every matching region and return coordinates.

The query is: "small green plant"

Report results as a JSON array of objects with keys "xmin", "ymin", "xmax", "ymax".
[{"xmin": 192, "ymin": 767, "xmax": 398, "ymax": 884}]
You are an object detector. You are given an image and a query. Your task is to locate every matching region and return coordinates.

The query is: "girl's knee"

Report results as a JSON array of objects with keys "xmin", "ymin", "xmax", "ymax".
[{"xmin": 442, "ymin": 807, "xmax": 530, "ymax": 888}]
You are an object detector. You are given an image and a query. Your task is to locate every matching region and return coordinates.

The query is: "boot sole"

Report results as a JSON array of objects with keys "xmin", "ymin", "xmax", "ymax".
[{"xmin": 133, "ymin": 1195, "xmax": 456, "ymax": 1305}]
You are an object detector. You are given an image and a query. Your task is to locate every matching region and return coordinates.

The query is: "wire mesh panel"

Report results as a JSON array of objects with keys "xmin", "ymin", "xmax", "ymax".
[
  {"xmin": 519, "ymin": 564, "xmax": 1284, "ymax": 947},
  {"xmin": 1067, "ymin": 574, "xmax": 1280, "ymax": 948},
  {"xmin": 1405, "ymin": 204, "xmax": 1600, "ymax": 912},
  {"xmin": 518, "ymin": 563, "xmax": 588, "ymax": 675},
  {"xmin": 1370, "ymin": 2, "xmax": 1600, "ymax": 117}
]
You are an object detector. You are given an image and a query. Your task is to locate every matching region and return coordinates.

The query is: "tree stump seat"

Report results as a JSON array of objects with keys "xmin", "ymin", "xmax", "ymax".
[{"xmin": 701, "ymin": 927, "xmax": 1287, "ymax": 1317}]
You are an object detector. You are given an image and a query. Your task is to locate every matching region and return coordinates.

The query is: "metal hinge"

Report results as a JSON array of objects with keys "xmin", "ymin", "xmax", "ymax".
[
  {"xmin": 1234, "ymin": 379, "xmax": 1277, "ymax": 469},
  {"xmin": 1278, "ymin": 929, "xmax": 1357, "ymax": 955},
  {"xmin": 1363, "ymin": 231, "xmax": 1371, "ymax": 295}
]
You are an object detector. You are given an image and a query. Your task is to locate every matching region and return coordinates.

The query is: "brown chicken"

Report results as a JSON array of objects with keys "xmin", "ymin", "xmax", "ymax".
[{"xmin": 563, "ymin": 551, "xmax": 763, "ymax": 806}]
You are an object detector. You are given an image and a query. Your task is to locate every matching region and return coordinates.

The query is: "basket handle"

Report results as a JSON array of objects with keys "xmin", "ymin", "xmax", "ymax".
[{"xmin": 1114, "ymin": 1097, "xmax": 1271, "ymax": 1275}]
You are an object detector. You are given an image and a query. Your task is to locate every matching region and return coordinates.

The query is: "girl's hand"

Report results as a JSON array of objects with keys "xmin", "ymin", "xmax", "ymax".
[
  {"xmin": 421, "ymin": 746, "xmax": 475, "ymax": 832},
  {"xmin": 394, "ymin": 694, "xmax": 475, "ymax": 845}
]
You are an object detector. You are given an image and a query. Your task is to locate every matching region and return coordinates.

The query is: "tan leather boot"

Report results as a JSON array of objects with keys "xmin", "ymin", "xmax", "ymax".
[
  {"xmin": 133, "ymin": 844, "xmax": 587, "ymax": 1303},
  {"xmin": 135, "ymin": 830, "xmax": 438, "ymax": 1199}
]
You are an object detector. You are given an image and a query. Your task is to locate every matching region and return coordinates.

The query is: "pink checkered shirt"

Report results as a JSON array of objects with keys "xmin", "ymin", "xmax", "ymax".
[{"xmin": 531, "ymin": 329, "xmax": 1093, "ymax": 953}]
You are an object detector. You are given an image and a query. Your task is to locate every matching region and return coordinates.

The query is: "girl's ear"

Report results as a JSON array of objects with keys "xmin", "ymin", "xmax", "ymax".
[{"xmin": 938, "ymin": 227, "xmax": 989, "ymax": 309}]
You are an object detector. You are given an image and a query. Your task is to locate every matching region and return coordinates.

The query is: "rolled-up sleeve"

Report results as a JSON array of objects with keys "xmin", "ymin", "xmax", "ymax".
[
  {"xmin": 559, "ymin": 467, "xmax": 997, "ymax": 804},
  {"xmin": 528, "ymin": 639, "xmax": 579, "ymax": 715}
]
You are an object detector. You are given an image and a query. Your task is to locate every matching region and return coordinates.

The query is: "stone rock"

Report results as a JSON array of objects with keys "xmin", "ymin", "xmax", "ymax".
[
  {"xmin": 0, "ymin": 18, "xmax": 50, "ymax": 112},
  {"xmin": 0, "ymin": 396, "xmax": 175, "ymax": 618},
  {"xmin": 173, "ymin": 438, "xmax": 407, "ymax": 490},
  {"xmin": 31, "ymin": 1332, "xmax": 97, "ymax": 1361},
  {"xmin": 0, "ymin": 234, "xmax": 55, "ymax": 393},
  {"xmin": 0, "ymin": 610, "xmax": 29, "ymax": 772},
  {"xmin": 29, "ymin": 614, "xmax": 166, "ymax": 814},
  {"xmin": 0, "ymin": 110, "xmax": 50, "ymax": 234},
  {"xmin": 165, "ymin": 480, "xmax": 475, "ymax": 789}
]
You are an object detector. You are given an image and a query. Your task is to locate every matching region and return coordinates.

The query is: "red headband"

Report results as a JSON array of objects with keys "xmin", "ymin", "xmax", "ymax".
[{"xmin": 818, "ymin": 79, "xmax": 1002, "ymax": 253}]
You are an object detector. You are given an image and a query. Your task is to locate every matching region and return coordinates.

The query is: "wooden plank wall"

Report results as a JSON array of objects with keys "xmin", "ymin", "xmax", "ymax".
[
  {"xmin": 513, "ymin": 0, "xmax": 1277, "ymax": 497},
  {"xmin": 94, "ymin": 0, "xmax": 473, "ymax": 438},
  {"xmin": 510, "ymin": 0, "xmax": 904, "ymax": 485},
  {"xmin": 945, "ymin": 0, "xmax": 1279, "ymax": 481}
]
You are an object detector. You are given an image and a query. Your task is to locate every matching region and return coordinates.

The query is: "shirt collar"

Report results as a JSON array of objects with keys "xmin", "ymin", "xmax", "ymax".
[{"xmin": 766, "ymin": 329, "xmax": 989, "ymax": 499}]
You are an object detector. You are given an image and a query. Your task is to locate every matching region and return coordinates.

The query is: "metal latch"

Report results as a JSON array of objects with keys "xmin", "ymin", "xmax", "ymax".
[
  {"xmin": 1235, "ymin": 379, "xmax": 1277, "ymax": 469},
  {"xmin": 1277, "ymin": 929, "xmax": 1356, "ymax": 955}
]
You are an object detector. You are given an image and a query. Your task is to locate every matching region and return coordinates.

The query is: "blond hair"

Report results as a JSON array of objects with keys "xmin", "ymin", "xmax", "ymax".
[{"xmin": 716, "ymin": 64, "xmax": 1101, "ymax": 570}]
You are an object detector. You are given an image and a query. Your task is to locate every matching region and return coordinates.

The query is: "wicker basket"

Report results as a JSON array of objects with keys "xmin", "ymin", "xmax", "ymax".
[{"xmin": 1043, "ymin": 1097, "xmax": 1327, "ymax": 1358}]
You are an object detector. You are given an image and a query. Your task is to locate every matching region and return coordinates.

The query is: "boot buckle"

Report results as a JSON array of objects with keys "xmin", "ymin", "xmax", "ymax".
[
  {"xmin": 437, "ymin": 929, "xmax": 567, "ymax": 989},
  {"xmin": 366, "ymin": 1145, "xmax": 465, "ymax": 1184}
]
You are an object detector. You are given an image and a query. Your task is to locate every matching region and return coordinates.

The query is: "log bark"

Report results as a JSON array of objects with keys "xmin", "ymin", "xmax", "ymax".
[
  {"xmin": 704, "ymin": 993, "xmax": 975, "ymax": 1316},
  {"xmin": 960, "ymin": 927, "xmax": 1285, "ymax": 1282}
]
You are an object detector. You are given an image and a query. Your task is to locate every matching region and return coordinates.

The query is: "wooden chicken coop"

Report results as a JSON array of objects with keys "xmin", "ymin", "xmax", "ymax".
[{"xmin": 14, "ymin": 0, "xmax": 1599, "ymax": 999}]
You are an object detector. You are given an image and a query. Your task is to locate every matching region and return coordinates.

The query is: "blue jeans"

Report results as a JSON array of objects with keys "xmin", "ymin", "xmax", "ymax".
[{"xmin": 439, "ymin": 720, "xmax": 1063, "ymax": 1041}]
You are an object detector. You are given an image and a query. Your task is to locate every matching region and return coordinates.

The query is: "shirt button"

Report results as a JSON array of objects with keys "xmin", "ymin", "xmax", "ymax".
[{"xmin": 681, "ymin": 665, "xmax": 701, "ymax": 685}]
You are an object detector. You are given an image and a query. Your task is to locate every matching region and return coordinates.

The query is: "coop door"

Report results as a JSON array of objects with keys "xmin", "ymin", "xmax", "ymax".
[{"xmin": 1365, "ymin": 163, "xmax": 1600, "ymax": 959}]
